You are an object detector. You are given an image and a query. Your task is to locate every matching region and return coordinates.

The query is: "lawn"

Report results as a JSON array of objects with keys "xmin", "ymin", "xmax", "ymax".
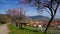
[{"xmin": 8, "ymin": 24, "xmax": 51, "ymax": 34}]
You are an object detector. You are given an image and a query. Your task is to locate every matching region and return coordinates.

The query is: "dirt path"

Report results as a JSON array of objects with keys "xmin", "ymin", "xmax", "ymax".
[{"xmin": 0, "ymin": 24, "xmax": 10, "ymax": 34}]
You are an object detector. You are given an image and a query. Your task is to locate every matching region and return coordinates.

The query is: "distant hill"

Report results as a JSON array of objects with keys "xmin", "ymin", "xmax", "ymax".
[
  {"xmin": 29, "ymin": 15, "xmax": 60, "ymax": 21},
  {"xmin": 0, "ymin": 14, "xmax": 6, "ymax": 17},
  {"xmin": 0, "ymin": 14, "xmax": 60, "ymax": 21},
  {"xmin": 29, "ymin": 15, "xmax": 49, "ymax": 21},
  {"xmin": 0, "ymin": 14, "xmax": 7, "ymax": 19}
]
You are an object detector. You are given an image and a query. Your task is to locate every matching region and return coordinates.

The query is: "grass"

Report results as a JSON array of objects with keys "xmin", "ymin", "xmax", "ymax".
[
  {"xmin": 0, "ymin": 22, "xmax": 2, "ymax": 26},
  {"xmin": 8, "ymin": 24, "xmax": 51, "ymax": 34}
]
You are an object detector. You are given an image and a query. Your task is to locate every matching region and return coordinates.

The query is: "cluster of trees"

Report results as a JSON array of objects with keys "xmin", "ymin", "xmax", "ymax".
[
  {"xmin": 19, "ymin": 0, "xmax": 60, "ymax": 34},
  {"xmin": 6, "ymin": 8, "xmax": 27, "ymax": 28}
]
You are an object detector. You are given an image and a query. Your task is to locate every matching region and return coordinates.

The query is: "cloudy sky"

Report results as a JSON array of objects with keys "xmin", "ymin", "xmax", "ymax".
[{"xmin": 0, "ymin": 0, "xmax": 60, "ymax": 18}]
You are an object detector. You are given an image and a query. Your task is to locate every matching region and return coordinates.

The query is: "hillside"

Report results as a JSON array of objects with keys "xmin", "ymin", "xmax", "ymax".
[
  {"xmin": 0, "ymin": 14, "xmax": 60, "ymax": 21},
  {"xmin": 29, "ymin": 15, "xmax": 60, "ymax": 21},
  {"xmin": 0, "ymin": 14, "xmax": 7, "ymax": 17},
  {"xmin": 29, "ymin": 15, "xmax": 49, "ymax": 21}
]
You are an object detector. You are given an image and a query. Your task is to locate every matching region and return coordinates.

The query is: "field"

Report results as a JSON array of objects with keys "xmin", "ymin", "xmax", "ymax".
[{"xmin": 8, "ymin": 24, "xmax": 51, "ymax": 34}]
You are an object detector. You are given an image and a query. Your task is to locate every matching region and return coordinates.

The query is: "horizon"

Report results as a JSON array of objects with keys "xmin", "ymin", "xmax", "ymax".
[{"xmin": 0, "ymin": 13, "xmax": 60, "ymax": 19}]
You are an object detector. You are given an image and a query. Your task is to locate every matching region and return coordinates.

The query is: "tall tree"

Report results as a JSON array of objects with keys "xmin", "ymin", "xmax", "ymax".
[{"xmin": 20, "ymin": 0, "xmax": 60, "ymax": 33}]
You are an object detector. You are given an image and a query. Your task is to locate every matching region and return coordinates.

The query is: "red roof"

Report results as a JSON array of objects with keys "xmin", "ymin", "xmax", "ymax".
[{"xmin": 50, "ymin": 21, "xmax": 60, "ymax": 26}]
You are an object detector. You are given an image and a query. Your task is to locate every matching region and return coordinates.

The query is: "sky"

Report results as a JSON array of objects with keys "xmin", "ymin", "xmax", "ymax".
[{"xmin": 0, "ymin": 0, "xmax": 60, "ymax": 18}]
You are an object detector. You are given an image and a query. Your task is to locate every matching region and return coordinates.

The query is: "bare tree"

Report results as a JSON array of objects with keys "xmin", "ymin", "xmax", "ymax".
[{"xmin": 19, "ymin": 0, "xmax": 60, "ymax": 33}]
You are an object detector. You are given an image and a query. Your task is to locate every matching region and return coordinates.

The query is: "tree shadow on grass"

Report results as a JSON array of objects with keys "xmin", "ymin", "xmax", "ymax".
[{"xmin": 20, "ymin": 28, "xmax": 39, "ymax": 32}]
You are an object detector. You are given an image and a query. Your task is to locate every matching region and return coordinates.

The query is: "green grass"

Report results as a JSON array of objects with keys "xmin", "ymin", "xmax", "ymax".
[
  {"xmin": 0, "ymin": 22, "xmax": 2, "ymax": 25},
  {"xmin": 8, "ymin": 24, "xmax": 51, "ymax": 34}
]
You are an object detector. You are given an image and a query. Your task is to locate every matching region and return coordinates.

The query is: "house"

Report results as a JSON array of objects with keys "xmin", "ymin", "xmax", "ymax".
[
  {"xmin": 50, "ymin": 21, "xmax": 60, "ymax": 28},
  {"xmin": 29, "ymin": 21, "xmax": 46, "ymax": 27}
]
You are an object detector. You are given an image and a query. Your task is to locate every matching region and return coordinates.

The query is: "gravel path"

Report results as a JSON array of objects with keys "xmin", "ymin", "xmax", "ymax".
[{"xmin": 0, "ymin": 24, "xmax": 10, "ymax": 34}]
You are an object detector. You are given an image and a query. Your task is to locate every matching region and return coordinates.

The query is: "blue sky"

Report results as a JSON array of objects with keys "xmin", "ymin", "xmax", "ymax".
[
  {"xmin": 0, "ymin": 0, "xmax": 20, "ymax": 14},
  {"xmin": 0, "ymin": 0, "xmax": 60, "ymax": 18}
]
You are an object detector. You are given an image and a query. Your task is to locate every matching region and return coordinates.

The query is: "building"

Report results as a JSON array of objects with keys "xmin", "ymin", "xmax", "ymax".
[{"xmin": 50, "ymin": 21, "xmax": 60, "ymax": 28}]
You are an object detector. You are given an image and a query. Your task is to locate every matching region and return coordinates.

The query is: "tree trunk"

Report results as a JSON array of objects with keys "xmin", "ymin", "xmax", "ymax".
[
  {"xmin": 44, "ymin": 16, "xmax": 54, "ymax": 34},
  {"xmin": 20, "ymin": 23, "xmax": 22, "ymax": 29},
  {"xmin": 16, "ymin": 22, "xmax": 18, "ymax": 27}
]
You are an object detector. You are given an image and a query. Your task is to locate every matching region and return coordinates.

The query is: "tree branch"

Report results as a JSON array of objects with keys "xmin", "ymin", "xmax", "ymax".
[
  {"xmin": 44, "ymin": 8, "xmax": 51, "ymax": 15},
  {"xmin": 44, "ymin": 5, "xmax": 54, "ymax": 34}
]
